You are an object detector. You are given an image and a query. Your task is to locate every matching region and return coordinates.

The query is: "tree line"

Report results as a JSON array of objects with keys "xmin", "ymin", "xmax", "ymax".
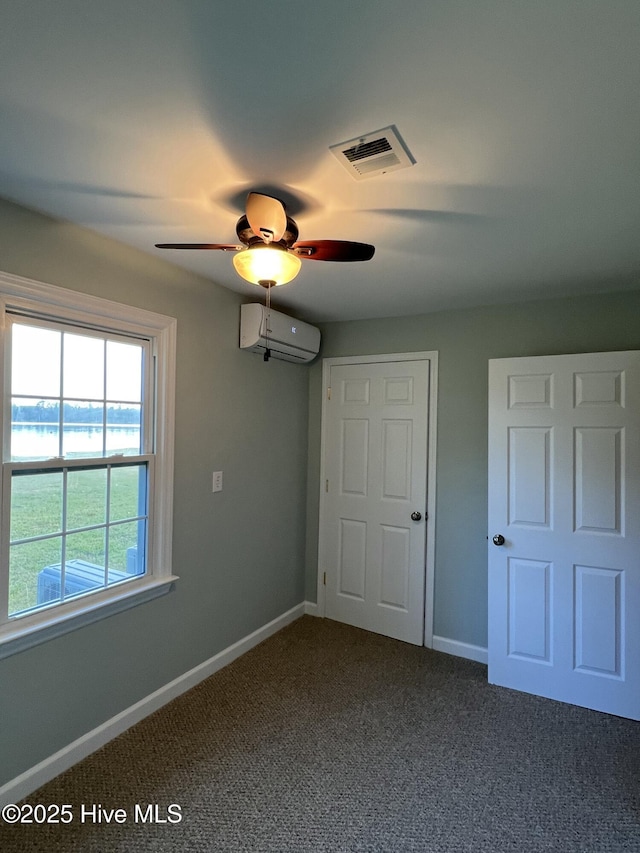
[{"xmin": 12, "ymin": 401, "xmax": 140, "ymax": 425}]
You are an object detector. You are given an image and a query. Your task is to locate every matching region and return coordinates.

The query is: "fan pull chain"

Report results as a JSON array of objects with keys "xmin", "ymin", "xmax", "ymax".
[{"xmin": 264, "ymin": 283, "xmax": 271, "ymax": 362}]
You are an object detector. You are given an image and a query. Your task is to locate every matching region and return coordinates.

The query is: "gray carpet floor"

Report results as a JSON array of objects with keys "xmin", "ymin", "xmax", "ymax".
[{"xmin": 2, "ymin": 616, "xmax": 639, "ymax": 852}]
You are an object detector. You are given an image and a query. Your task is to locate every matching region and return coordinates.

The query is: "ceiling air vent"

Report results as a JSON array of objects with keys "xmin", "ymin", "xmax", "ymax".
[{"xmin": 329, "ymin": 125, "xmax": 415, "ymax": 180}]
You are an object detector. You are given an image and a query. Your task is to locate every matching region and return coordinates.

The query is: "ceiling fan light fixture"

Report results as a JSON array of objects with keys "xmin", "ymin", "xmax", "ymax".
[{"xmin": 232, "ymin": 244, "xmax": 301, "ymax": 287}]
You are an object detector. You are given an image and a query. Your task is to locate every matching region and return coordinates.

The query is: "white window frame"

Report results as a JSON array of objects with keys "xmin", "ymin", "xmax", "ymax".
[{"xmin": 0, "ymin": 271, "xmax": 177, "ymax": 658}]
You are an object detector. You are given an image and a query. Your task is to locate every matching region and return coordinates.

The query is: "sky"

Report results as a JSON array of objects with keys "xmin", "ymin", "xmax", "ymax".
[{"xmin": 11, "ymin": 321, "xmax": 143, "ymax": 404}]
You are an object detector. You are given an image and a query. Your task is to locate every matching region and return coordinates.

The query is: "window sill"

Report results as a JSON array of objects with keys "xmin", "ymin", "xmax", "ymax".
[{"xmin": 0, "ymin": 575, "xmax": 179, "ymax": 660}]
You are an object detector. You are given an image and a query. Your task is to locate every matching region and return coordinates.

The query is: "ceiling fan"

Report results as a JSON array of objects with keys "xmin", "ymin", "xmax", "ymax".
[{"xmin": 155, "ymin": 192, "xmax": 375, "ymax": 288}]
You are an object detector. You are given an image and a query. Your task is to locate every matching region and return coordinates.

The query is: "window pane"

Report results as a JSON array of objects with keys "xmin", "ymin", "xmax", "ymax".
[
  {"xmin": 67, "ymin": 468, "xmax": 107, "ymax": 530},
  {"xmin": 63, "ymin": 400, "xmax": 104, "ymax": 427},
  {"xmin": 63, "ymin": 333, "xmax": 104, "ymax": 399},
  {"xmin": 65, "ymin": 529, "xmax": 106, "ymax": 576},
  {"xmin": 107, "ymin": 341, "xmax": 143, "ymax": 402},
  {"xmin": 106, "ymin": 409, "xmax": 141, "ymax": 456},
  {"xmin": 62, "ymin": 408, "xmax": 105, "ymax": 458},
  {"xmin": 106, "ymin": 404, "xmax": 141, "ymax": 428},
  {"xmin": 110, "ymin": 464, "xmax": 146, "ymax": 521},
  {"xmin": 11, "ymin": 324, "xmax": 61, "ymax": 397},
  {"xmin": 61, "ymin": 559, "xmax": 107, "ymax": 601},
  {"xmin": 10, "ymin": 471, "xmax": 63, "ymax": 540},
  {"xmin": 109, "ymin": 520, "xmax": 145, "ymax": 577},
  {"xmin": 11, "ymin": 409, "xmax": 61, "ymax": 461},
  {"xmin": 9, "ymin": 538, "xmax": 62, "ymax": 616},
  {"xmin": 12, "ymin": 397, "xmax": 60, "ymax": 426}
]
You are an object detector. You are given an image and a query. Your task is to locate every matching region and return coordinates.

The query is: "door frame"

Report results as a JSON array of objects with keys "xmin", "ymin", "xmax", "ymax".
[{"xmin": 316, "ymin": 351, "xmax": 439, "ymax": 648}]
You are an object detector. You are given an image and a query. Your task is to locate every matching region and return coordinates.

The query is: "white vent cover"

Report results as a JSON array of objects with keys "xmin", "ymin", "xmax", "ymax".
[{"xmin": 329, "ymin": 125, "xmax": 415, "ymax": 180}]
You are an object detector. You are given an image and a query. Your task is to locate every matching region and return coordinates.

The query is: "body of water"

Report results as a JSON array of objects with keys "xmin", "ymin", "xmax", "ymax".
[{"xmin": 11, "ymin": 423, "xmax": 141, "ymax": 460}]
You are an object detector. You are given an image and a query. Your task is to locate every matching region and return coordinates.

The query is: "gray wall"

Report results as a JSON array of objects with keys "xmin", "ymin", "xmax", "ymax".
[
  {"xmin": 0, "ymin": 198, "xmax": 309, "ymax": 786},
  {"xmin": 305, "ymin": 289, "xmax": 640, "ymax": 648}
]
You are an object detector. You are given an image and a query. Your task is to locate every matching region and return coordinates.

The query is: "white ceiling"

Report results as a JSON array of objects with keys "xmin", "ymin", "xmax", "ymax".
[{"xmin": 1, "ymin": 1, "xmax": 639, "ymax": 322}]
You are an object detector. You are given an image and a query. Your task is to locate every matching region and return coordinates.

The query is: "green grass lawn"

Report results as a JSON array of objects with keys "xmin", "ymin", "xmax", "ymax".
[{"xmin": 9, "ymin": 465, "xmax": 145, "ymax": 616}]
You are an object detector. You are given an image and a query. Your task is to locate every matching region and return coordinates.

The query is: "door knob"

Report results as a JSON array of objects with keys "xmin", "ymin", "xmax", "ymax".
[
  {"xmin": 411, "ymin": 511, "xmax": 422, "ymax": 521},
  {"xmin": 492, "ymin": 534, "xmax": 505, "ymax": 546}
]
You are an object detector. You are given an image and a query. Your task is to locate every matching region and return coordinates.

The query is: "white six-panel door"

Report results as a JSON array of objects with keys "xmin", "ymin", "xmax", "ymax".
[
  {"xmin": 488, "ymin": 351, "xmax": 640, "ymax": 719},
  {"xmin": 320, "ymin": 357, "xmax": 433, "ymax": 645}
]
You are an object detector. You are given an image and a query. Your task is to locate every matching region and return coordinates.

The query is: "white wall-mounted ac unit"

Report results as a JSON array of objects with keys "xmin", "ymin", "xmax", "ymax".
[{"xmin": 239, "ymin": 303, "xmax": 321, "ymax": 364}]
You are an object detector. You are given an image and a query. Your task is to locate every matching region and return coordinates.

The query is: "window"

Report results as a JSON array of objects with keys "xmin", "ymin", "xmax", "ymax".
[{"xmin": 0, "ymin": 272, "xmax": 176, "ymax": 656}]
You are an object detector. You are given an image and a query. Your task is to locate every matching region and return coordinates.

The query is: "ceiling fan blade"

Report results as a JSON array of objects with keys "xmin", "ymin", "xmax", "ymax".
[
  {"xmin": 292, "ymin": 240, "xmax": 375, "ymax": 262},
  {"xmin": 155, "ymin": 243, "xmax": 242, "ymax": 251},
  {"xmin": 246, "ymin": 192, "xmax": 287, "ymax": 243}
]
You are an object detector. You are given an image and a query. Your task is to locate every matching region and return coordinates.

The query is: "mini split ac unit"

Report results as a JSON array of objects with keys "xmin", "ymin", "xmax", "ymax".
[{"xmin": 240, "ymin": 303, "xmax": 320, "ymax": 363}]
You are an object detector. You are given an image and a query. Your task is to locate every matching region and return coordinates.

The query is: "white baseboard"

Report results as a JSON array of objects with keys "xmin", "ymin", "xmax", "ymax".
[
  {"xmin": 0, "ymin": 602, "xmax": 305, "ymax": 807},
  {"xmin": 303, "ymin": 600, "xmax": 319, "ymax": 616},
  {"xmin": 432, "ymin": 635, "xmax": 488, "ymax": 665}
]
